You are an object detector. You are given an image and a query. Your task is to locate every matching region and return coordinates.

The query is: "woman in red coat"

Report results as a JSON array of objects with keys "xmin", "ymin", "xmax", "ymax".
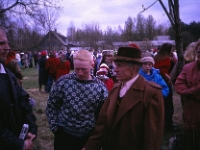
[
  {"xmin": 154, "ymin": 43, "xmax": 177, "ymax": 132},
  {"xmin": 55, "ymin": 52, "xmax": 70, "ymax": 81},
  {"xmin": 175, "ymin": 40, "xmax": 200, "ymax": 150}
]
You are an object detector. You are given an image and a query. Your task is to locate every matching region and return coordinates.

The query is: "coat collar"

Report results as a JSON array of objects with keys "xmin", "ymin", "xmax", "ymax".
[{"xmin": 107, "ymin": 75, "xmax": 147, "ymax": 129}]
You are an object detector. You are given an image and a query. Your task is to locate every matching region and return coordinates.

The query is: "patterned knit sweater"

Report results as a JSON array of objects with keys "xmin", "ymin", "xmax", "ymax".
[{"xmin": 46, "ymin": 72, "xmax": 108, "ymax": 137}]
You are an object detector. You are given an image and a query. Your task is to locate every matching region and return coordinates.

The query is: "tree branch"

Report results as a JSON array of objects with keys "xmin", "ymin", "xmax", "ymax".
[
  {"xmin": 158, "ymin": 0, "xmax": 175, "ymax": 26},
  {"xmin": 140, "ymin": 0, "xmax": 159, "ymax": 13},
  {"xmin": 0, "ymin": 0, "xmax": 19, "ymax": 14}
]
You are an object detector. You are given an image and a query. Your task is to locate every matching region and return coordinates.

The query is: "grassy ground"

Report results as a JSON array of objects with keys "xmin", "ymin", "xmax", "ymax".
[{"xmin": 21, "ymin": 67, "xmax": 184, "ymax": 150}]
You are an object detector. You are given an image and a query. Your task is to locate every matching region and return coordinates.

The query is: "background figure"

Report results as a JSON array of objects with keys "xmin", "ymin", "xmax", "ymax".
[
  {"xmin": 83, "ymin": 46, "xmax": 164, "ymax": 150},
  {"xmin": 24, "ymin": 52, "xmax": 29, "ymax": 68},
  {"xmin": 38, "ymin": 51, "xmax": 48, "ymax": 92},
  {"xmin": 99, "ymin": 50, "xmax": 116, "ymax": 82},
  {"xmin": 0, "ymin": 27, "xmax": 37, "ymax": 150},
  {"xmin": 15, "ymin": 51, "xmax": 21, "ymax": 66},
  {"xmin": 46, "ymin": 50, "xmax": 108, "ymax": 150},
  {"xmin": 5, "ymin": 50, "xmax": 23, "ymax": 86},
  {"xmin": 96, "ymin": 63, "xmax": 114, "ymax": 91},
  {"xmin": 171, "ymin": 41, "xmax": 198, "ymax": 106},
  {"xmin": 139, "ymin": 56, "xmax": 169, "ymax": 97},
  {"xmin": 93, "ymin": 53, "xmax": 102, "ymax": 76},
  {"xmin": 55, "ymin": 52, "xmax": 70, "ymax": 81},
  {"xmin": 45, "ymin": 51, "xmax": 59, "ymax": 93},
  {"xmin": 175, "ymin": 40, "xmax": 200, "ymax": 150},
  {"xmin": 28, "ymin": 51, "xmax": 33, "ymax": 68},
  {"xmin": 154, "ymin": 42, "xmax": 178, "ymax": 132},
  {"xmin": 33, "ymin": 51, "xmax": 39, "ymax": 68}
]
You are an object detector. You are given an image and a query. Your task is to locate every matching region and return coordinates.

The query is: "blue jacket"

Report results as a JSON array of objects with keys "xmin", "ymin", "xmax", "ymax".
[{"xmin": 139, "ymin": 67, "xmax": 169, "ymax": 97}]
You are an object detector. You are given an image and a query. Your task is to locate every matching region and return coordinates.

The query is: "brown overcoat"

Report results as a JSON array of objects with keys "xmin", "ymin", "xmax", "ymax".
[{"xmin": 84, "ymin": 75, "xmax": 164, "ymax": 150}]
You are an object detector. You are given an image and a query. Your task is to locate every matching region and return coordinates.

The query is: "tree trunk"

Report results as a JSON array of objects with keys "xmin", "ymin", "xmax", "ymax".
[{"xmin": 173, "ymin": 0, "xmax": 184, "ymax": 74}]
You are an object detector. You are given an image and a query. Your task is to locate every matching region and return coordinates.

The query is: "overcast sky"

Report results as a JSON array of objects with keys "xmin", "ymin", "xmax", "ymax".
[{"xmin": 57, "ymin": 0, "xmax": 200, "ymax": 34}]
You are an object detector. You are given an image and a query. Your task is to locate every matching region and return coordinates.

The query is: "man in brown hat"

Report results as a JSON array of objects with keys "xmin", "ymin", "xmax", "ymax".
[{"xmin": 83, "ymin": 46, "xmax": 164, "ymax": 150}]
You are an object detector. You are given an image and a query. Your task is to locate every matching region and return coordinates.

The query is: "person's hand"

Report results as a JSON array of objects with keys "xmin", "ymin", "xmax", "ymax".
[
  {"xmin": 164, "ymin": 73, "xmax": 172, "ymax": 85},
  {"xmin": 82, "ymin": 148, "xmax": 86, "ymax": 150},
  {"xmin": 26, "ymin": 132, "xmax": 36, "ymax": 141},
  {"xmin": 24, "ymin": 133, "xmax": 36, "ymax": 150}
]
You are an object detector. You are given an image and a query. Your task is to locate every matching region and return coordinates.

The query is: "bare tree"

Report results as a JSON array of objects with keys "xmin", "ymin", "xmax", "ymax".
[
  {"xmin": 0, "ymin": 0, "xmax": 60, "ymax": 27},
  {"xmin": 67, "ymin": 21, "xmax": 76, "ymax": 43},
  {"xmin": 159, "ymin": 0, "xmax": 184, "ymax": 73},
  {"xmin": 135, "ymin": 14, "xmax": 146, "ymax": 41},
  {"xmin": 145, "ymin": 15, "xmax": 156, "ymax": 40},
  {"xmin": 141, "ymin": 0, "xmax": 184, "ymax": 74},
  {"xmin": 34, "ymin": 6, "xmax": 60, "ymax": 50},
  {"xmin": 122, "ymin": 16, "xmax": 135, "ymax": 41}
]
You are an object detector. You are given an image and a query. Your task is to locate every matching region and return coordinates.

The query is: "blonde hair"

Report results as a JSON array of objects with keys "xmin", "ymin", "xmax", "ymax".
[
  {"xmin": 195, "ymin": 39, "xmax": 200, "ymax": 51},
  {"xmin": 73, "ymin": 50, "xmax": 93, "ymax": 63},
  {"xmin": 184, "ymin": 41, "xmax": 198, "ymax": 62}
]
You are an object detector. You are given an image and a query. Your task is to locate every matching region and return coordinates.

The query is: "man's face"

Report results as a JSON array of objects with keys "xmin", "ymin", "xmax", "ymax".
[
  {"xmin": 74, "ymin": 59, "xmax": 93, "ymax": 80},
  {"xmin": 141, "ymin": 62, "xmax": 153, "ymax": 74},
  {"xmin": 114, "ymin": 61, "xmax": 137, "ymax": 82},
  {"xmin": 0, "ymin": 31, "xmax": 10, "ymax": 63}
]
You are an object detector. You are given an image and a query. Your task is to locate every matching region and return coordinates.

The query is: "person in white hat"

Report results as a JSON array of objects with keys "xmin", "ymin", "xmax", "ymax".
[
  {"xmin": 139, "ymin": 56, "xmax": 169, "ymax": 97},
  {"xmin": 96, "ymin": 63, "xmax": 114, "ymax": 91}
]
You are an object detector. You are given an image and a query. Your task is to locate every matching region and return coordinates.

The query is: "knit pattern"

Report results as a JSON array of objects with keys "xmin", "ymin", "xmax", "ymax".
[{"xmin": 46, "ymin": 72, "xmax": 108, "ymax": 137}]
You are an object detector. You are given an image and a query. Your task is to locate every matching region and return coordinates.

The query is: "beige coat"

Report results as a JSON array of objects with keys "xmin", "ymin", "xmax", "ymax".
[{"xmin": 85, "ymin": 75, "xmax": 164, "ymax": 150}]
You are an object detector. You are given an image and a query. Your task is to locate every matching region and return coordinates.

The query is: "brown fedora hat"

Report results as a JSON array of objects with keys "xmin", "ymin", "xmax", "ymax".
[{"xmin": 113, "ymin": 46, "xmax": 142, "ymax": 63}]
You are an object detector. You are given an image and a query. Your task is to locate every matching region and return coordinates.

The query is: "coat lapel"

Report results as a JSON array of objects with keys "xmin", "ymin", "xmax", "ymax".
[
  {"xmin": 112, "ymin": 76, "xmax": 147, "ymax": 129},
  {"xmin": 107, "ymin": 83, "xmax": 121, "ymax": 127},
  {"xmin": 6, "ymin": 68, "xmax": 18, "ymax": 102}
]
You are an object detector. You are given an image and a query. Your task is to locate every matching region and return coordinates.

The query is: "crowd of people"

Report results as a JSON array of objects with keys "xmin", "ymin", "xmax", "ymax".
[{"xmin": 1, "ymin": 25, "xmax": 200, "ymax": 150}]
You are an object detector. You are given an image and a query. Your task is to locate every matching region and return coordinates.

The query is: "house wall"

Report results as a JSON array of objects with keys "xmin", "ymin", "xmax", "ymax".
[{"xmin": 36, "ymin": 32, "xmax": 66, "ymax": 51}]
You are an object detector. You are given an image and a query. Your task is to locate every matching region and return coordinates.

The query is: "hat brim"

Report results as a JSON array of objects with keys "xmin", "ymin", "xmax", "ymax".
[{"xmin": 113, "ymin": 56, "xmax": 142, "ymax": 63}]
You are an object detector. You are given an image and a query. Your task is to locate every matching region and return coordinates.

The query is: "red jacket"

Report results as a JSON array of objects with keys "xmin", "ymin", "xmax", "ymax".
[
  {"xmin": 103, "ymin": 78, "xmax": 114, "ymax": 92},
  {"xmin": 175, "ymin": 61, "xmax": 200, "ymax": 131},
  {"xmin": 45, "ymin": 57, "xmax": 59, "ymax": 76},
  {"xmin": 55, "ymin": 60, "xmax": 70, "ymax": 81}
]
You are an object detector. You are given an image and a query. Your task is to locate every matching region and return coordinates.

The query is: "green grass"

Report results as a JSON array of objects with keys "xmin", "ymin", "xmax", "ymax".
[
  {"xmin": 21, "ymin": 67, "xmax": 183, "ymax": 150},
  {"xmin": 21, "ymin": 67, "xmax": 54, "ymax": 150},
  {"xmin": 21, "ymin": 67, "xmax": 39, "ymax": 89}
]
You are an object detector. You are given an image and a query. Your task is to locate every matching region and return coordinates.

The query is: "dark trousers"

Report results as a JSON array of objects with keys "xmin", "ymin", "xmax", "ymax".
[
  {"xmin": 54, "ymin": 128, "xmax": 90, "ymax": 150},
  {"xmin": 45, "ymin": 75, "xmax": 55, "ymax": 93},
  {"xmin": 164, "ymin": 85, "xmax": 174, "ymax": 129}
]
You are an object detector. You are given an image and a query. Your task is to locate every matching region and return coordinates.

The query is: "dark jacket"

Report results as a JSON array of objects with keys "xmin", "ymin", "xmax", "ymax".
[
  {"xmin": 84, "ymin": 75, "xmax": 164, "ymax": 150},
  {"xmin": 0, "ymin": 67, "xmax": 37, "ymax": 150}
]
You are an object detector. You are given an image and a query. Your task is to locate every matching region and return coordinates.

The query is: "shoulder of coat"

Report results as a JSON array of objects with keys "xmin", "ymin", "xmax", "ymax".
[{"xmin": 147, "ymin": 81, "xmax": 162, "ymax": 89}]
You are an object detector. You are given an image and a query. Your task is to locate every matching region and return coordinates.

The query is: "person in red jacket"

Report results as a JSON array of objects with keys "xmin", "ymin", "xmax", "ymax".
[
  {"xmin": 175, "ymin": 40, "xmax": 200, "ymax": 150},
  {"xmin": 154, "ymin": 43, "xmax": 178, "ymax": 132},
  {"xmin": 45, "ymin": 51, "xmax": 60, "ymax": 93},
  {"xmin": 55, "ymin": 52, "xmax": 70, "ymax": 81}
]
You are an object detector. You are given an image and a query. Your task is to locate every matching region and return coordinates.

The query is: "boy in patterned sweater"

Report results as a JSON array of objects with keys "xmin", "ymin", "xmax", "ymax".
[{"xmin": 46, "ymin": 50, "xmax": 108, "ymax": 150}]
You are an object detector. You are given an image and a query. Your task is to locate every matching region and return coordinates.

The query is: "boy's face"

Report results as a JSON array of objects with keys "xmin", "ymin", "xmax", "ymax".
[
  {"xmin": 74, "ymin": 59, "xmax": 93, "ymax": 80},
  {"xmin": 142, "ymin": 62, "xmax": 153, "ymax": 74}
]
